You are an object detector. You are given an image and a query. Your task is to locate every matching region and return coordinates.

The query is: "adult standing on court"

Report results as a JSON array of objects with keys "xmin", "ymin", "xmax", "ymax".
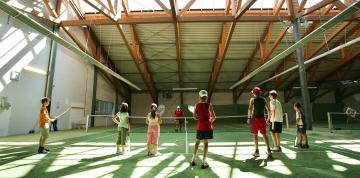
[
  {"xmin": 247, "ymin": 87, "xmax": 272, "ymax": 158},
  {"xmin": 174, "ymin": 106, "xmax": 184, "ymax": 132},
  {"xmin": 268, "ymin": 90, "xmax": 283, "ymax": 152}
]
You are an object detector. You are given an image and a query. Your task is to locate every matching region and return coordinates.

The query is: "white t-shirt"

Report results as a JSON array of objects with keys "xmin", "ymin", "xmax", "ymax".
[
  {"xmin": 296, "ymin": 111, "xmax": 304, "ymax": 125},
  {"xmin": 116, "ymin": 112, "xmax": 129, "ymax": 130},
  {"xmin": 269, "ymin": 99, "xmax": 283, "ymax": 122}
]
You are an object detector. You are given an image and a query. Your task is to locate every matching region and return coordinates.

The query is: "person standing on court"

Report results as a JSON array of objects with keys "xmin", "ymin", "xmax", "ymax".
[
  {"xmin": 190, "ymin": 90, "xmax": 216, "ymax": 169},
  {"xmin": 174, "ymin": 106, "xmax": 184, "ymax": 132},
  {"xmin": 247, "ymin": 87, "xmax": 272, "ymax": 158},
  {"xmin": 38, "ymin": 97, "xmax": 56, "ymax": 154},
  {"xmin": 268, "ymin": 90, "xmax": 284, "ymax": 152},
  {"xmin": 146, "ymin": 103, "xmax": 162, "ymax": 156}
]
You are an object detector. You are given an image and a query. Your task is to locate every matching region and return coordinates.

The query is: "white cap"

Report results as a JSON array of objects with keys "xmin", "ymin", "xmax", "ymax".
[
  {"xmin": 177, "ymin": 106, "xmax": 180, "ymax": 109},
  {"xmin": 151, "ymin": 103, "xmax": 157, "ymax": 108},
  {"xmin": 269, "ymin": 90, "xmax": 277, "ymax": 95},
  {"xmin": 199, "ymin": 90, "xmax": 208, "ymax": 97}
]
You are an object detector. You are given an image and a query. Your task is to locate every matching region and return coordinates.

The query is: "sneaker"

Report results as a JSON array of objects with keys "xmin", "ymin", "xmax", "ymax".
[
  {"xmin": 190, "ymin": 160, "xmax": 196, "ymax": 166},
  {"xmin": 266, "ymin": 150, "xmax": 273, "ymax": 159},
  {"xmin": 301, "ymin": 144, "xmax": 309, "ymax": 149},
  {"xmin": 278, "ymin": 147, "xmax": 282, "ymax": 152},
  {"xmin": 294, "ymin": 144, "xmax": 302, "ymax": 148},
  {"xmin": 117, "ymin": 152, "xmax": 124, "ymax": 155},
  {"xmin": 271, "ymin": 147, "xmax": 280, "ymax": 152},
  {"xmin": 201, "ymin": 162, "xmax": 209, "ymax": 169},
  {"xmin": 45, "ymin": 148, "xmax": 50, "ymax": 152},
  {"xmin": 147, "ymin": 152, "xmax": 154, "ymax": 157},
  {"xmin": 252, "ymin": 150, "xmax": 260, "ymax": 157},
  {"xmin": 154, "ymin": 152, "xmax": 162, "ymax": 157},
  {"xmin": 38, "ymin": 149, "xmax": 48, "ymax": 154}
]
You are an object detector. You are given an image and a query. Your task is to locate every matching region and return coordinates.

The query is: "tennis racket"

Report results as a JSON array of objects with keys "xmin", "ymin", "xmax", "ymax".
[
  {"xmin": 187, "ymin": 105, "xmax": 195, "ymax": 114},
  {"xmin": 55, "ymin": 107, "xmax": 71, "ymax": 119},
  {"xmin": 156, "ymin": 104, "xmax": 166, "ymax": 116},
  {"xmin": 126, "ymin": 134, "xmax": 131, "ymax": 152}
]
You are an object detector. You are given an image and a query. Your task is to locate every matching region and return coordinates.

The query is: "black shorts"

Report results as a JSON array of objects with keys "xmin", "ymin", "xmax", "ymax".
[
  {"xmin": 297, "ymin": 125, "xmax": 306, "ymax": 134},
  {"xmin": 270, "ymin": 122, "xmax": 282, "ymax": 133},
  {"xmin": 196, "ymin": 130, "xmax": 213, "ymax": 140},
  {"xmin": 176, "ymin": 119, "xmax": 184, "ymax": 125}
]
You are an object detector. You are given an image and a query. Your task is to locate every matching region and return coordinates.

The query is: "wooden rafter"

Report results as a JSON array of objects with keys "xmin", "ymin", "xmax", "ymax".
[
  {"xmin": 234, "ymin": 24, "xmax": 289, "ymax": 101},
  {"xmin": 178, "ymin": 0, "xmax": 197, "ymax": 16},
  {"xmin": 286, "ymin": 0, "xmax": 299, "ymax": 18},
  {"xmin": 42, "ymin": 0, "xmax": 58, "ymax": 18},
  {"xmin": 59, "ymin": 11, "xmax": 355, "ymax": 26},
  {"xmin": 61, "ymin": 0, "xmax": 130, "ymax": 99},
  {"xmin": 154, "ymin": 0, "xmax": 171, "ymax": 15},
  {"xmin": 297, "ymin": 0, "xmax": 337, "ymax": 17},
  {"xmin": 208, "ymin": 0, "xmax": 257, "ymax": 99},
  {"xmin": 56, "ymin": 0, "xmax": 62, "ymax": 15},
  {"xmin": 122, "ymin": 0, "xmax": 130, "ymax": 16},
  {"xmin": 107, "ymin": 0, "xmax": 115, "ymax": 14},
  {"xmin": 298, "ymin": 0, "xmax": 308, "ymax": 12},
  {"xmin": 84, "ymin": 0, "xmax": 116, "ymax": 20},
  {"xmin": 313, "ymin": 49, "xmax": 360, "ymax": 85}
]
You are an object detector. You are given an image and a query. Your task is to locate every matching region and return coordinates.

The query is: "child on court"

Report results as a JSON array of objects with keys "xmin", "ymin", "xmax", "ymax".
[
  {"xmin": 112, "ymin": 102, "xmax": 131, "ymax": 154},
  {"xmin": 38, "ymin": 97, "xmax": 56, "ymax": 154},
  {"xmin": 190, "ymin": 90, "xmax": 216, "ymax": 169},
  {"xmin": 146, "ymin": 103, "xmax": 162, "ymax": 156},
  {"xmin": 247, "ymin": 87, "xmax": 272, "ymax": 158},
  {"xmin": 294, "ymin": 102, "xmax": 309, "ymax": 148},
  {"xmin": 268, "ymin": 90, "xmax": 284, "ymax": 152}
]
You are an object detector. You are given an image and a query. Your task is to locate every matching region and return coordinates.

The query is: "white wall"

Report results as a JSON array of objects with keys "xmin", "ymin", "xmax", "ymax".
[
  {"xmin": 93, "ymin": 73, "xmax": 117, "ymax": 127},
  {"xmin": 0, "ymin": 10, "xmax": 51, "ymax": 136},
  {"xmin": 50, "ymin": 44, "xmax": 94, "ymax": 130}
]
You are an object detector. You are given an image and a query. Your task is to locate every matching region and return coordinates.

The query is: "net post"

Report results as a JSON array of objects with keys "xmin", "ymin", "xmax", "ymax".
[
  {"xmin": 285, "ymin": 113, "xmax": 289, "ymax": 130},
  {"xmin": 327, "ymin": 112, "xmax": 333, "ymax": 133},
  {"xmin": 106, "ymin": 116, "xmax": 108, "ymax": 128},
  {"xmin": 86, "ymin": 115, "xmax": 89, "ymax": 133},
  {"xmin": 185, "ymin": 117, "xmax": 189, "ymax": 154}
]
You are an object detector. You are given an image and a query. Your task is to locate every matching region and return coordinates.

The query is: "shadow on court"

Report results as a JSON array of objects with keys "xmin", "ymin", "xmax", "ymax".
[{"xmin": 0, "ymin": 128, "xmax": 360, "ymax": 178}]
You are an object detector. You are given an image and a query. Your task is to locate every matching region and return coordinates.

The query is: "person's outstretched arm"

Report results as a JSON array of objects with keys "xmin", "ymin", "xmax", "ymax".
[{"xmin": 247, "ymin": 98, "xmax": 254, "ymax": 124}]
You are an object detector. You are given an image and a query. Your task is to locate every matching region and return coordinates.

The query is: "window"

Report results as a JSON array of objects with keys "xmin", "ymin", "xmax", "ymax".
[{"xmin": 95, "ymin": 100, "xmax": 113, "ymax": 115}]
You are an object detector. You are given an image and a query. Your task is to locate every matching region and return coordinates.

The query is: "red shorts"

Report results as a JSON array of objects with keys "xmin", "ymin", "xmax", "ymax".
[
  {"xmin": 147, "ymin": 124, "xmax": 160, "ymax": 144},
  {"xmin": 251, "ymin": 117, "xmax": 266, "ymax": 135}
]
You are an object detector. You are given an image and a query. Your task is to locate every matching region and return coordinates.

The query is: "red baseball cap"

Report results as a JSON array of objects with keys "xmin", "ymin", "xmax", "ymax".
[{"xmin": 251, "ymin": 87, "xmax": 261, "ymax": 95}]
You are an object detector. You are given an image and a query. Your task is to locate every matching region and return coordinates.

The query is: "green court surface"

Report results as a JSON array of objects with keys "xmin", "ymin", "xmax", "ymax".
[{"xmin": 0, "ymin": 126, "xmax": 360, "ymax": 178}]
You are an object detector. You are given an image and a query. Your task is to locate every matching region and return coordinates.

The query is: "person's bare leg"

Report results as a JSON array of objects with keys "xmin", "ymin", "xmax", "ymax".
[
  {"xmin": 253, "ymin": 134, "xmax": 259, "ymax": 150},
  {"xmin": 263, "ymin": 134, "xmax": 271, "ymax": 150},
  {"xmin": 202, "ymin": 140, "xmax": 208, "ymax": 163},
  {"xmin": 147, "ymin": 144, "xmax": 151, "ymax": 155},
  {"xmin": 270, "ymin": 132, "xmax": 276, "ymax": 148},
  {"xmin": 303, "ymin": 134, "xmax": 308, "ymax": 145},
  {"xmin": 191, "ymin": 140, "xmax": 201, "ymax": 162},
  {"xmin": 296, "ymin": 133, "xmax": 302, "ymax": 145},
  {"xmin": 154, "ymin": 144, "xmax": 158, "ymax": 155},
  {"xmin": 276, "ymin": 133, "xmax": 281, "ymax": 148}
]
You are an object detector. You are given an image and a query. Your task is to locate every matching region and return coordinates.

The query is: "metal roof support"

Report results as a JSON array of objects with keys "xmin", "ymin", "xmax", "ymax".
[
  {"xmin": 292, "ymin": 18, "xmax": 313, "ymax": 130},
  {"xmin": 169, "ymin": 0, "xmax": 185, "ymax": 103},
  {"xmin": 230, "ymin": 1, "xmax": 360, "ymax": 89}
]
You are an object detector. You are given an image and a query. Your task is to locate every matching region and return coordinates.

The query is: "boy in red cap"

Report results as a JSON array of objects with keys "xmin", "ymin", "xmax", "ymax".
[{"xmin": 247, "ymin": 87, "xmax": 272, "ymax": 158}]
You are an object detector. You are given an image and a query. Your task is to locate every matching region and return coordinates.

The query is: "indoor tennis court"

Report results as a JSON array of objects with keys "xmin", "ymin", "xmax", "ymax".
[{"xmin": 1, "ymin": 0, "xmax": 360, "ymax": 178}]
